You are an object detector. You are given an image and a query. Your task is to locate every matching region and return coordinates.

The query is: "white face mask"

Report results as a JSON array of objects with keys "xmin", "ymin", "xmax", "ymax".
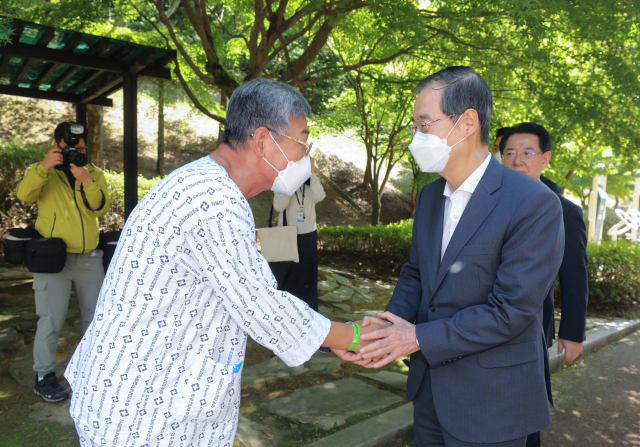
[
  {"xmin": 263, "ymin": 132, "xmax": 312, "ymax": 195},
  {"xmin": 408, "ymin": 115, "xmax": 466, "ymax": 173}
]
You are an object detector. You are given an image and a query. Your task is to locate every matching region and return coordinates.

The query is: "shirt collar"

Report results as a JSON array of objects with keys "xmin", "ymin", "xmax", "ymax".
[{"xmin": 443, "ymin": 153, "xmax": 493, "ymax": 198}]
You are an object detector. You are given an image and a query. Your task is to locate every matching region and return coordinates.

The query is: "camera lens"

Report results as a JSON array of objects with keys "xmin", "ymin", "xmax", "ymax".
[{"xmin": 69, "ymin": 150, "xmax": 88, "ymax": 167}]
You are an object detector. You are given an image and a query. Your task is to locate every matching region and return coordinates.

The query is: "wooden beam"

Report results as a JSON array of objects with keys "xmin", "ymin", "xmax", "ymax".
[
  {"xmin": 10, "ymin": 28, "xmax": 55, "ymax": 87},
  {"xmin": 10, "ymin": 19, "xmax": 25, "ymax": 42},
  {"xmin": 86, "ymin": 37, "xmax": 110, "ymax": 57},
  {"xmin": 137, "ymin": 65, "xmax": 172, "ymax": 80},
  {"xmin": 76, "ymin": 102, "xmax": 87, "ymax": 127},
  {"xmin": 65, "ymin": 69, "xmax": 104, "ymax": 95},
  {"xmin": 109, "ymin": 41, "xmax": 133, "ymax": 61},
  {"xmin": 49, "ymin": 65, "xmax": 82, "ymax": 91},
  {"xmin": 36, "ymin": 27, "xmax": 56, "ymax": 47},
  {"xmin": 151, "ymin": 49, "xmax": 177, "ymax": 68},
  {"xmin": 128, "ymin": 47, "xmax": 155, "ymax": 73},
  {"xmin": 10, "ymin": 58, "xmax": 38, "ymax": 86},
  {"xmin": 0, "ymin": 42, "xmax": 128, "ymax": 73},
  {"xmin": 78, "ymin": 72, "xmax": 122, "ymax": 103},
  {"xmin": 29, "ymin": 62, "xmax": 58, "ymax": 89},
  {"xmin": 0, "ymin": 55, "xmax": 12, "ymax": 80},
  {"xmin": 30, "ymin": 31, "xmax": 90, "ymax": 90},
  {"xmin": 0, "ymin": 84, "xmax": 112, "ymax": 106}
]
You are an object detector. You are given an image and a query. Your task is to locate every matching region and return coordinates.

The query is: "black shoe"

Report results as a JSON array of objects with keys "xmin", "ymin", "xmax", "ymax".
[{"xmin": 34, "ymin": 372, "xmax": 70, "ymax": 403}]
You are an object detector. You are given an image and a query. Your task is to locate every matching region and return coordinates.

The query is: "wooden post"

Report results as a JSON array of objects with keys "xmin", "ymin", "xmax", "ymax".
[
  {"xmin": 123, "ymin": 73, "xmax": 138, "ymax": 220},
  {"xmin": 157, "ymin": 80, "xmax": 165, "ymax": 176},
  {"xmin": 75, "ymin": 102, "xmax": 87, "ymax": 127}
]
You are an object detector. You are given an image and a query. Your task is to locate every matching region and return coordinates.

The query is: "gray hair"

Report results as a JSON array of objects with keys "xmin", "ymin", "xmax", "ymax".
[
  {"xmin": 222, "ymin": 78, "xmax": 312, "ymax": 149},
  {"xmin": 417, "ymin": 66, "xmax": 493, "ymax": 145}
]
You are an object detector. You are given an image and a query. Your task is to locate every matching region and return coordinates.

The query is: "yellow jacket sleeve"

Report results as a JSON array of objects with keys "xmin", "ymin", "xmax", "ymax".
[
  {"xmin": 82, "ymin": 168, "xmax": 111, "ymax": 216},
  {"xmin": 16, "ymin": 162, "xmax": 51, "ymax": 203}
]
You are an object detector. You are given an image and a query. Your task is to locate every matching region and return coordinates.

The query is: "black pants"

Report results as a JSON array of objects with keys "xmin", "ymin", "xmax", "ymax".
[
  {"xmin": 525, "ymin": 432, "xmax": 540, "ymax": 447},
  {"xmin": 269, "ymin": 230, "xmax": 319, "ymax": 311}
]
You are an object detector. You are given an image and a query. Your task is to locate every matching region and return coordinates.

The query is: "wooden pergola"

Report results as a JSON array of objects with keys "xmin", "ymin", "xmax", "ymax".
[{"xmin": 0, "ymin": 18, "xmax": 176, "ymax": 218}]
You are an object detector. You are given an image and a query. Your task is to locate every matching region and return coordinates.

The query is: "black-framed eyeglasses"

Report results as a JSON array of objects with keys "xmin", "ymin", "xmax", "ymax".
[
  {"xmin": 267, "ymin": 128, "xmax": 312, "ymax": 157},
  {"xmin": 408, "ymin": 114, "xmax": 457, "ymax": 136},
  {"xmin": 503, "ymin": 151, "xmax": 543, "ymax": 161}
]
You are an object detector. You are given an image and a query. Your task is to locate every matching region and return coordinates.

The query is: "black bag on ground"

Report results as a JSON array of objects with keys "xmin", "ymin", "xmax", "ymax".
[
  {"xmin": 25, "ymin": 237, "xmax": 67, "ymax": 273},
  {"xmin": 98, "ymin": 230, "xmax": 121, "ymax": 273},
  {"xmin": 4, "ymin": 228, "xmax": 42, "ymax": 265}
]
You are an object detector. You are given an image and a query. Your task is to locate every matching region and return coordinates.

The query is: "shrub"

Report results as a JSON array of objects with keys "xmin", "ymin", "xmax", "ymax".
[
  {"xmin": 318, "ymin": 220, "xmax": 413, "ymax": 264},
  {"xmin": 0, "ymin": 140, "xmax": 48, "ymax": 231},
  {"xmin": 586, "ymin": 240, "xmax": 640, "ymax": 309},
  {"xmin": 0, "ymin": 138, "xmax": 162, "ymax": 235},
  {"xmin": 99, "ymin": 171, "xmax": 162, "ymax": 230}
]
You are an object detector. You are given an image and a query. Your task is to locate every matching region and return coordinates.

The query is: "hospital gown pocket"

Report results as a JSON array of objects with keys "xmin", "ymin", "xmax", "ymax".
[{"xmin": 175, "ymin": 357, "xmax": 243, "ymax": 423}]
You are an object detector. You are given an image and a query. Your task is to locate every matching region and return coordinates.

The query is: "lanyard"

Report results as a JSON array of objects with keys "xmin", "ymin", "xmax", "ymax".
[{"xmin": 294, "ymin": 184, "xmax": 306, "ymax": 207}]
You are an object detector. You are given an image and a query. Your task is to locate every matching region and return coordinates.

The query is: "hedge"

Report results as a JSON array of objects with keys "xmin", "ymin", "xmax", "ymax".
[
  {"xmin": 587, "ymin": 240, "xmax": 640, "ymax": 309},
  {"xmin": 318, "ymin": 220, "xmax": 413, "ymax": 264},
  {"xmin": 319, "ymin": 221, "xmax": 640, "ymax": 310}
]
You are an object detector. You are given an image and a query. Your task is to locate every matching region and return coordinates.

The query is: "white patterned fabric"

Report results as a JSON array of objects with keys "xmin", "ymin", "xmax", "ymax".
[{"xmin": 65, "ymin": 156, "xmax": 331, "ymax": 447}]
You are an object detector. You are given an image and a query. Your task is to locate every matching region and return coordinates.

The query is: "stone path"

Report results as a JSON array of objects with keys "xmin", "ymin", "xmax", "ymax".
[
  {"xmin": 542, "ymin": 329, "xmax": 640, "ymax": 445},
  {"xmin": 0, "ymin": 264, "xmax": 82, "ymax": 427},
  {"xmin": 260, "ymin": 378, "xmax": 403, "ymax": 430},
  {"xmin": 1, "ymin": 261, "xmax": 630, "ymax": 447},
  {"xmin": 241, "ymin": 354, "xmax": 342, "ymax": 386}
]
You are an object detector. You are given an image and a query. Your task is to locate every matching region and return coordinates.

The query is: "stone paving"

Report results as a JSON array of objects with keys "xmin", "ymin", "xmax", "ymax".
[
  {"xmin": 260, "ymin": 378, "xmax": 403, "ymax": 430},
  {"xmin": 0, "ymin": 262, "xmax": 624, "ymax": 447}
]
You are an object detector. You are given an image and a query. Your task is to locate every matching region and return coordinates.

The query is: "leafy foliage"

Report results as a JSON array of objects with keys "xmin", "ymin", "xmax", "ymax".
[
  {"xmin": 586, "ymin": 240, "xmax": 640, "ymax": 309},
  {"xmin": 99, "ymin": 171, "xmax": 162, "ymax": 230},
  {"xmin": 0, "ymin": 140, "xmax": 48, "ymax": 232},
  {"xmin": 0, "ymin": 15, "xmax": 12, "ymax": 45},
  {"xmin": 318, "ymin": 220, "xmax": 413, "ymax": 263},
  {"xmin": 320, "ymin": 220, "xmax": 640, "ymax": 311},
  {"xmin": 0, "ymin": 141, "xmax": 161, "ymax": 233}
]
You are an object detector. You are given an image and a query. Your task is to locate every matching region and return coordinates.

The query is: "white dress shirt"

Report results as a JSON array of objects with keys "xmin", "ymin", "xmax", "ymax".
[
  {"xmin": 441, "ymin": 154, "xmax": 492, "ymax": 260},
  {"xmin": 65, "ymin": 156, "xmax": 331, "ymax": 447}
]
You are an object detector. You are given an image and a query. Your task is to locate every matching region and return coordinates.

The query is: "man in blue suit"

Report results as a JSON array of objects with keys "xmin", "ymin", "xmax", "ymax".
[
  {"xmin": 356, "ymin": 67, "xmax": 565, "ymax": 446},
  {"xmin": 500, "ymin": 122, "xmax": 589, "ymax": 447}
]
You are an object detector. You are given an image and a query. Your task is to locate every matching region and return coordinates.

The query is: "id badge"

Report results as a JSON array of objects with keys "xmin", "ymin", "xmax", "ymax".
[{"xmin": 297, "ymin": 210, "xmax": 305, "ymax": 222}]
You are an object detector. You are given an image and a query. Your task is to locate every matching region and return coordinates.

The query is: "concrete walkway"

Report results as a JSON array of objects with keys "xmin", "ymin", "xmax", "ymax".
[{"xmin": 542, "ymin": 329, "xmax": 640, "ymax": 445}]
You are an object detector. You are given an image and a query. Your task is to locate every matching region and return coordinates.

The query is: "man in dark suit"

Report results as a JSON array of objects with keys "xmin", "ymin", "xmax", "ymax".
[
  {"xmin": 353, "ymin": 66, "xmax": 565, "ymax": 446},
  {"xmin": 500, "ymin": 122, "xmax": 589, "ymax": 447}
]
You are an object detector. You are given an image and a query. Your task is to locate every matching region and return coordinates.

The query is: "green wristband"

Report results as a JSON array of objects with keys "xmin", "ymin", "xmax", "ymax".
[{"xmin": 348, "ymin": 322, "xmax": 361, "ymax": 351}]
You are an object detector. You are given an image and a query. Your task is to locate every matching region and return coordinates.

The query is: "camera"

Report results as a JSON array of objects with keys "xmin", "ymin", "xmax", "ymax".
[{"xmin": 55, "ymin": 122, "xmax": 88, "ymax": 170}]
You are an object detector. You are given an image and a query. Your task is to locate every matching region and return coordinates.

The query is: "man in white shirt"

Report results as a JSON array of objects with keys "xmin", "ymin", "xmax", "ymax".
[
  {"xmin": 351, "ymin": 66, "xmax": 565, "ymax": 446},
  {"xmin": 271, "ymin": 166, "xmax": 326, "ymax": 311},
  {"xmin": 65, "ymin": 78, "xmax": 380, "ymax": 447}
]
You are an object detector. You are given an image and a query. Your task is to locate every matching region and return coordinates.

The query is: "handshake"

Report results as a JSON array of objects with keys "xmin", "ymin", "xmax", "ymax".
[{"xmin": 332, "ymin": 312, "xmax": 421, "ymax": 368}]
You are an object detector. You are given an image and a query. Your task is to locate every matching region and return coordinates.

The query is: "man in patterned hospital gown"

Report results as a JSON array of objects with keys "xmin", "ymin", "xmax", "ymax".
[{"xmin": 65, "ymin": 78, "xmax": 375, "ymax": 447}]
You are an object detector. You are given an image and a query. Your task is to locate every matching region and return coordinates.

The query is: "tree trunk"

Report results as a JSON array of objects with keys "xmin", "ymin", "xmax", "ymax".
[
  {"xmin": 87, "ymin": 104, "xmax": 103, "ymax": 168},
  {"xmin": 157, "ymin": 80, "xmax": 166, "ymax": 176},
  {"xmin": 216, "ymin": 91, "xmax": 228, "ymax": 146},
  {"xmin": 362, "ymin": 156, "xmax": 371, "ymax": 188},
  {"xmin": 370, "ymin": 183, "xmax": 381, "ymax": 226}
]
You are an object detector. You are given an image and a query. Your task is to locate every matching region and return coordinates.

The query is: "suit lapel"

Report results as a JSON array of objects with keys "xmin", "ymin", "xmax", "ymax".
[
  {"xmin": 430, "ymin": 157, "xmax": 503, "ymax": 299},
  {"xmin": 424, "ymin": 185, "xmax": 445, "ymax": 296}
]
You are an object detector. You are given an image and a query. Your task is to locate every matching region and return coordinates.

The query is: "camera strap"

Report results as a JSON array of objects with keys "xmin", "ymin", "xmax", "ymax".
[
  {"xmin": 80, "ymin": 183, "xmax": 106, "ymax": 211},
  {"xmin": 55, "ymin": 170, "xmax": 106, "ymax": 211}
]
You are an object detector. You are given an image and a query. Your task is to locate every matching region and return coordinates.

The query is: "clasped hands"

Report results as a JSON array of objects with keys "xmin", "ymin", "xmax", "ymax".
[{"xmin": 333, "ymin": 312, "xmax": 420, "ymax": 368}]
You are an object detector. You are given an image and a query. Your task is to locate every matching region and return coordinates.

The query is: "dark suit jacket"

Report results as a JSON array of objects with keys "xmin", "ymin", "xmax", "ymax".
[
  {"xmin": 540, "ymin": 174, "xmax": 561, "ymax": 195},
  {"xmin": 386, "ymin": 156, "xmax": 565, "ymax": 443},
  {"xmin": 540, "ymin": 177, "xmax": 589, "ymax": 347}
]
